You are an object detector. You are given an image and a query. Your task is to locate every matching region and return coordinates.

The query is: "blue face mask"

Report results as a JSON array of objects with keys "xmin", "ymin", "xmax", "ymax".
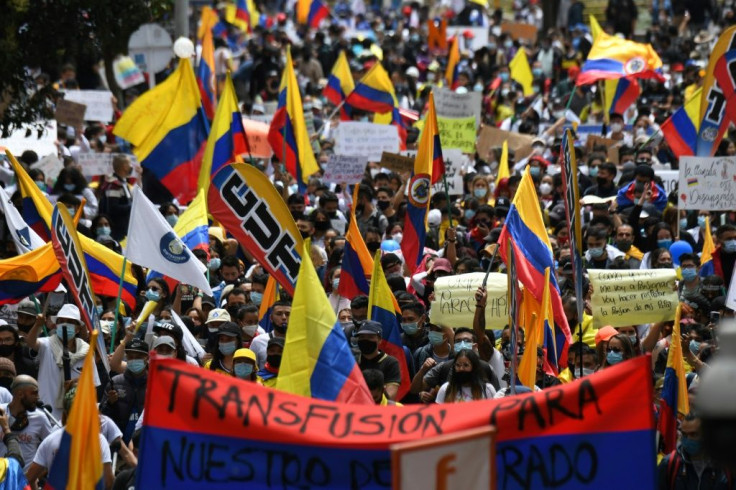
[
  {"xmin": 499, "ymin": 72, "xmax": 509, "ymax": 82},
  {"xmin": 680, "ymin": 218, "xmax": 689, "ymax": 230},
  {"xmin": 332, "ymin": 279, "xmax": 340, "ymax": 291},
  {"xmin": 588, "ymin": 247, "xmax": 605, "ymax": 259},
  {"xmin": 529, "ymin": 166, "xmax": 541, "ymax": 177},
  {"xmin": 127, "ymin": 359, "xmax": 146, "ymax": 374},
  {"xmin": 56, "ymin": 323, "xmax": 76, "ymax": 341},
  {"xmin": 681, "ymin": 436, "xmax": 702, "ymax": 456},
  {"xmin": 697, "ymin": 216, "xmax": 707, "ymax": 229},
  {"xmin": 401, "ymin": 322, "xmax": 419, "ymax": 336},
  {"xmin": 428, "ymin": 331, "xmax": 444, "ymax": 346},
  {"xmin": 657, "ymin": 239, "xmax": 673, "ymax": 250},
  {"xmin": 588, "ymin": 167, "xmax": 598, "ymax": 178},
  {"xmin": 464, "ymin": 209, "xmax": 476, "ymax": 220},
  {"xmin": 165, "ymin": 214, "xmax": 179, "ymax": 227},
  {"xmin": 689, "ymin": 339, "xmax": 701, "ymax": 355},
  {"xmin": 145, "ymin": 289, "xmax": 161, "ymax": 302},
  {"xmin": 607, "ymin": 350, "xmax": 623, "ymax": 365},
  {"xmin": 532, "ymin": 67, "xmax": 543, "ymax": 78},
  {"xmin": 64, "ymin": 183, "xmax": 76, "ymax": 192},
  {"xmin": 250, "ymin": 291, "xmax": 263, "ymax": 306},
  {"xmin": 219, "ymin": 341, "xmax": 237, "ymax": 356},
  {"xmin": 96, "ymin": 226, "xmax": 111, "ymax": 237},
  {"xmin": 724, "ymin": 239, "xmax": 736, "ymax": 254},
  {"xmin": 208, "ymin": 257, "xmax": 221, "ymax": 271},
  {"xmin": 234, "ymin": 363, "xmax": 254, "ymax": 378},
  {"xmin": 681, "ymin": 267, "xmax": 698, "ymax": 282},
  {"xmin": 454, "ymin": 340, "xmax": 473, "ymax": 353},
  {"xmin": 474, "ymin": 188, "xmax": 487, "ymax": 199},
  {"xmin": 35, "ymin": 181, "xmax": 46, "ymax": 192}
]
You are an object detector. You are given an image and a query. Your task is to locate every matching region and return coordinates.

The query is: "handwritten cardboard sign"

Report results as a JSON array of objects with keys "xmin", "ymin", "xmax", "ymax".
[
  {"xmin": 589, "ymin": 269, "xmax": 678, "ymax": 328},
  {"xmin": 437, "ymin": 116, "xmax": 476, "ymax": 153},
  {"xmin": 380, "ymin": 152, "xmax": 414, "ymax": 174},
  {"xmin": 55, "ymin": 99, "xmax": 87, "ymax": 127},
  {"xmin": 434, "ymin": 88, "xmax": 482, "ymax": 126},
  {"xmin": 500, "ymin": 22, "xmax": 539, "ymax": 41},
  {"xmin": 431, "ymin": 149, "xmax": 466, "ymax": 196},
  {"xmin": 335, "ymin": 122, "xmax": 400, "ymax": 161},
  {"xmin": 242, "ymin": 118, "xmax": 273, "ymax": 158},
  {"xmin": 322, "ymin": 154, "xmax": 367, "ymax": 184},
  {"xmin": 77, "ymin": 152, "xmax": 139, "ymax": 178},
  {"xmin": 430, "ymin": 273, "xmax": 508, "ymax": 329},
  {"xmin": 61, "ymin": 90, "xmax": 114, "ymax": 122},
  {"xmin": 678, "ymin": 156, "xmax": 736, "ymax": 210},
  {"xmin": 476, "ymin": 126, "xmax": 535, "ymax": 162}
]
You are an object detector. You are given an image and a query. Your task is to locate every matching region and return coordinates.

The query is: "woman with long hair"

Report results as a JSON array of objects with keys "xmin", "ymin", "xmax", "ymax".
[{"xmin": 436, "ymin": 349, "xmax": 496, "ymax": 403}]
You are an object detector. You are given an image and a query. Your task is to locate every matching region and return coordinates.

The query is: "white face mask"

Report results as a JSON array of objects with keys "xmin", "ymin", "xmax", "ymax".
[
  {"xmin": 242, "ymin": 324, "xmax": 258, "ymax": 337},
  {"xmin": 539, "ymin": 182, "xmax": 553, "ymax": 196},
  {"xmin": 610, "ymin": 122, "xmax": 623, "ymax": 133},
  {"xmin": 392, "ymin": 233, "xmax": 403, "ymax": 244}
]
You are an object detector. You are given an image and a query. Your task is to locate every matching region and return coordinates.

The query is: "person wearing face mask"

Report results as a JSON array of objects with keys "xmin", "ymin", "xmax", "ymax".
[
  {"xmin": 327, "ymin": 267, "xmax": 351, "ymax": 314},
  {"xmin": 25, "ymin": 305, "xmax": 100, "ymax": 420},
  {"xmin": 100, "ymin": 339, "xmax": 148, "ymax": 442},
  {"xmin": 51, "ymin": 166, "xmax": 98, "ymax": 224},
  {"xmin": 363, "ymin": 227, "xmax": 383, "ymax": 256},
  {"xmin": 355, "ymin": 184, "xmax": 388, "ymax": 236},
  {"xmin": 204, "ymin": 323, "xmax": 242, "ymax": 375},
  {"xmin": 235, "ymin": 305, "xmax": 263, "ymax": 348},
  {"xmin": 356, "ymin": 321, "xmax": 402, "ymax": 401},
  {"xmin": 99, "ymin": 154, "xmax": 136, "ymax": 241},
  {"xmin": 584, "ymin": 161, "xmax": 618, "ymax": 198},
  {"xmin": 256, "ymin": 336, "xmax": 284, "ymax": 388},
  {"xmin": 151, "ymin": 322, "xmax": 199, "ymax": 366},
  {"xmin": 399, "ymin": 302, "xmax": 429, "ymax": 354},
  {"xmin": 613, "ymin": 224, "xmax": 643, "ymax": 269},
  {"xmin": 435, "ymin": 349, "xmax": 496, "ymax": 403},
  {"xmin": 564, "ymin": 342, "xmax": 598, "ymax": 380},
  {"xmin": 585, "ymin": 225, "xmax": 624, "ymax": 269},
  {"xmin": 375, "ymin": 187, "xmax": 399, "ymax": 229},
  {"xmin": 413, "ymin": 323, "xmax": 453, "ymax": 368},
  {"xmin": 678, "ymin": 254, "xmax": 703, "ymax": 301},
  {"xmin": 600, "ymin": 334, "xmax": 634, "ymax": 370},
  {"xmin": 250, "ymin": 301, "xmax": 291, "ymax": 368},
  {"xmin": 142, "ymin": 278, "xmax": 170, "ymax": 320},
  {"xmin": 606, "ymin": 113, "xmax": 633, "ymax": 145},
  {"xmin": 614, "ymin": 326, "xmax": 641, "ymax": 356},
  {"xmin": 0, "ymin": 375, "xmax": 52, "ymax": 471},
  {"xmin": 13, "ymin": 300, "xmax": 38, "ymax": 341},
  {"xmin": 232, "ymin": 348, "xmax": 257, "ymax": 381},
  {"xmin": 158, "ymin": 202, "xmax": 180, "ymax": 228},
  {"xmin": 0, "ymin": 325, "xmax": 37, "ymax": 379},
  {"xmin": 710, "ymin": 224, "xmax": 736, "ymax": 286},
  {"xmin": 658, "ymin": 413, "xmax": 733, "ymax": 489}
]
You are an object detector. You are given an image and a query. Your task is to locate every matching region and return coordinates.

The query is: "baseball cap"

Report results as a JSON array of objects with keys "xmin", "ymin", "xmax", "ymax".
[
  {"xmin": 16, "ymin": 299, "xmax": 37, "ymax": 317},
  {"xmin": 433, "ymin": 258, "xmax": 453, "ymax": 273},
  {"xmin": 356, "ymin": 320, "xmax": 383, "ymax": 336},
  {"xmin": 267, "ymin": 336, "xmax": 285, "ymax": 349},
  {"xmin": 206, "ymin": 308, "xmax": 231, "ymax": 324},
  {"xmin": 153, "ymin": 322, "xmax": 183, "ymax": 342},
  {"xmin": 595, "ymin": 326, "xmax": 618, "ymax": 345},
  {"xmin": 217, "ymin": 322, "xmax": 241, "ymax": 337},
  {"xmin": 153, "ymin": 336, "xmax": 177, "ymax": 350},
  {"xmin": 234, "ymin": 348, "xmax": 257, "ymax": 363},
  {"xmin": 125, "ymin": 338, "xmax": 149, "ymax": 355},
  {"xmin": 57, "ymin": 304, "xmax": 81, "ymax": 323}
]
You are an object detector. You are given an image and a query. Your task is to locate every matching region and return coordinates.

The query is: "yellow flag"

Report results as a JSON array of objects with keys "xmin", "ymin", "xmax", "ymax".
[
  {"xmin": 509, "ymin": 48, "xmax": 534, "ymax": 96},
  {"xmin": 495, "ymin": 140, "xmax": 509, "ymax": 189},
  {"xmin": 590, "ymin": 15, "xmax": 603, "ymax": 42},
  {"xmin": 518, "ymin": 268, "xmax": 550, "ymax": 389}
]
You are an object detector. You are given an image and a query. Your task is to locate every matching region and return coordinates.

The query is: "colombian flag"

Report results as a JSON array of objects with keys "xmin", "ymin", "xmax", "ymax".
[
  {"xmin": 402, "ymin": 91, "xmax": 443, "ymax": 273},
  {"xmin": 197, "ymin": 6, "xmax": 219, "ymax": 40},
  {"xmin": 234, "ymin": 0, "xmax": 252, "ymax": 32},
  {"xmin": 346, "ymin": 63, "xmax": 398, "ymax": 115},
  {"xmin": 268, "ymin": 47, "xmax": 320, "ymax": 190},
  {"xmin": 114, "ymin": 58, "xmax": 209, "ymax": 204},
  {"xmin": 297, "ymin": 0, "xmax": 330, "ymax": 28},
  {"xmin": 196, "ymin": 21, "xmax": 216, "ymax": 120},
  {"xmin": 7, "ymin": 150, "xmax": 138, "ymax": 309},
  {"xmin": 337, "ymin": 187, "xmax": 373, "ymax": 300},
  {"xmin": 700, "ymin": 216, "xmax": 715, "ymax": 277},
  {"xmin": 0, "ymin": 244, "xmax": 62, "ymax": 305},
  {"xmin": 277, "ymin": 241, "xmax": 373, "ymax": 404},
  {"xmin": 258, "ymin": 275, "xmax": 280, "ymax": 333},
  {"xmin": 577, "ymin": 32, "xmax": 663, "ymax": 86},
  {"xmin": 499, "ymin": 168, "xmax": 573, "ymax": 372},
  {"xmin": 658, "ymin": 305, "xmax": 690, "ymax": 453},
  {"xmin": 604, "ymin": 77, "xmax": 640, "ymax": 116},
  {"xmin": 323, "ymin": 51, "xmax": 354, "ymax": 120},
  {"xmin": 367, "ymin": 251, "xmax": 411, "ymax": 400},
  {"xmin": 45, "ymin": 331, "xmax": 104, "ymax": 489},
  {"xmin": 661, "ymin": 87, "xmax": 701, "ymax": 158},
  {"xmin": 445, "ymin": 37, "xmax": 460, "ymax": 89},
  {"xmin": 198, "ymin": 72, "xmax": 249, "ymax": 191},
  {"xmin": 518, "ymin": 268, "xmax": 552, "ymax": 389}
]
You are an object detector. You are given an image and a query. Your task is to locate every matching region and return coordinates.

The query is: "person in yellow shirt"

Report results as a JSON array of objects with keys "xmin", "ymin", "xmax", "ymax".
[
  {"xmin": 562, "ymin": 296, "xmax": 597, "ymax": 348},
  {"xmin": 256, "ymin": 336, "xmax": 283, "ymax": 388},
  {"xmin": 363, "ymin": 369, "xmax": 403, "ymax": 406}
]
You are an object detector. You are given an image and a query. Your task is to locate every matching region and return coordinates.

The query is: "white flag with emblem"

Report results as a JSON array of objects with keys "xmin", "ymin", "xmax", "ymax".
[
  {"xmin": 0, "ymin": 187, "xmax": 46, "ymax": 254},
  {"xmin": 125, "ymin": 188, "xmax": 212, "ymax": 295}
]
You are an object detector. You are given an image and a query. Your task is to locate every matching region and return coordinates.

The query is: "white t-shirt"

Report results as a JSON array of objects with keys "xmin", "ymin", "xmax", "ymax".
[
  {"xmin": 32, "ymin": 427, "xmax": 112, "ymax": 470},
  {"xmin": 0, "ymin": 387, "xmax": 11, "ymax": 404},
  {"xmin": 99, "ymin": 414, "xmax": 122, "ymax": 445},
  {"xmin": 435, "ymin": 382, "xmax": 496, "ymax": 403},
  {"xmin": 0, "ymin": 402, "xmax": 54, "ymax": 469},
  {"xmin": 36, "ymin": 336, "xmax": 100, "ymax": 420}
]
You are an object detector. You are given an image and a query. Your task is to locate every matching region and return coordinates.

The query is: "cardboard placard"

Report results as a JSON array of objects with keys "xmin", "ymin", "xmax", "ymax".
[
  {"xmin": 322, "ymin": 154, "xmax": 367, "ymax": 184},
  {"xmin": 430, "ymin": 273, "xmax": 508, "ymax": 329},
  {"xmin": 500, "ymin": 22, "xmax": 539, "ymax": 41},
  {"xmin": 437, "ymin": 116, "xmax": 476, "ymax": 153},
  {"xmin": 380, "ymin": 152, "xmax": 415, "ymax": 174},
  {"xmin": 55, "ymin": 99, "xmax": 87, "ymax": 127},
  {"xmin": 242, "ymin": 118, "xmax": 273, "ymax": 158},
  {"xmin": 334, "ymin": 122, "xmax": 400, "ymax": 162},
  {"xmin": 434, "ymin": 88, "xmax": 482, "ymax": 127},
  {"xmin": 678, "ymin": 156, "xmax": 736, "ymax": 211},
  {"xmin": 431, "ymin": 149, "xmax": 466, "ymax": 196},
  {"xmin": 476, "ymin": 126, "xmax": 535, "ymax": 162},
  {"xmin": 61, "ymin": 90, "xmax": 114, "ymax": 122},
  {"xmin": 585, "ymin": 134, "xmax": 620, "ymax": 165}
]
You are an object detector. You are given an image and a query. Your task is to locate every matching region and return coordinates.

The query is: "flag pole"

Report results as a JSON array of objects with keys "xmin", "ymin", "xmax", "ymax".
[
  {"xmin": 507, "ymin": 238, "xmax": 518, "ymax": 396},
  {"xmin": 442, "ymin": 173, "xmax": 454, "ymax": 228},
  {"xmin": 111, "ymin": 257, "xmax": 127, "ymax": 354},
  {"xmin": 326, "ymin": 100, "xmax": 346, "ymax": 121}
]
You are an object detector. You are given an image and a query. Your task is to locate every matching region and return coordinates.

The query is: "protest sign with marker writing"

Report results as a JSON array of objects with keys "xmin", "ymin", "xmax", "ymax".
[
  {"xmin": 430, "ymin": 273, "xmax": 508, "ymax": 329},
  {"xmin": 335, "ymin": 122, "xmax": 399, "ymax": 161},
  {"xmin": 437, "ymin": 116, "xmax": 476, "ymax": 153},
  {"xmin": 678, "ymin": 156, "xmax": 736, "ymax": 211},
  {"xmin": 322, "ymin": 154, "xmax": 367, "ymax": 184}
]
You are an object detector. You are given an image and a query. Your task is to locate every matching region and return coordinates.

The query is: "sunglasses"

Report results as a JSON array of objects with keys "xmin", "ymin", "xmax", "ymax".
[{"xmin": 607, "ymin": 347, "xmax": 622, "ymax": 353}]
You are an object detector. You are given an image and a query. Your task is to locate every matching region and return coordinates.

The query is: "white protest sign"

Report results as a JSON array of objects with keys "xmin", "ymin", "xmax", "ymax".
[
  {"xmin": 432, "ymin": 149, "xmax": 466, "ymax": 196},
  {"xmin": 31, "ymin": 154, "xmax": 64, "ymax": 185},
  {"xmin": 656, "ymin": 169, "xmax": 679, "ymax": 194},
  {"xmin": 61, "ymin": 90, "xmax": 115, "ymax": 122},
  {"xmin": 322, "ymin": 154, "xmax": 367, "ymax": 184},
  {"xmin": 434, "ymin": 88, "xmax": 482, "ymax": 127},
  {"xmin": 77, "ymin": 152, "xmax": 139, "ymax": 178},
  {"xmin": 334, "ymin": 122, "xmax": 399, "ymax": 162},
  {"xmin": 678, "ymin": 156, "xmax": 736, "ymax": 210},
  {"xmin": 589, "ymin": 269, "xmax": 678, "ymax": 328},
  {"xmin": 430, "ymin": 272, "xmax": 508, "ymax": 329},
  {"xmin": 0, "ymin": 121, "xmax": 58, "ymax": 158},
  {"xmin": 446, "ymin": 26, "xmax": 489, "ymax": 51}
]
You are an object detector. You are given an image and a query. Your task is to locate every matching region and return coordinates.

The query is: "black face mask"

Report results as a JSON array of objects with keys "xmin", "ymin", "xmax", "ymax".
[
  {"xmin": 454, "ymin": 371, "xmax": 472, "ymax": 384},
  {"xmin": 377, "ymin": 200, "xmax": 391, "ymax": 211},
  {"xmin": 227, "ymin": 305, "xmax": 242, "ymax": 318},
  {"xmin": 327, "ymin": 211, "xmax": 337, "ymax": 219},
  {"xmin": 300, "ymin": 230, "xmax": 311, "ymax": 239},
  {"xmin": 274, "ymin": 324, "xmax": 287, "ymax": 335},
  {"xmin": 267, "ymin": 354, "xmax": 282, "ymax": 368},
  {"xmin": 0, "ymin": 345, "xmax": 15, "ymax": 357},
  {"xmin": 357, "ymin": 339, "xmax": 377, "ymax": 356},
  {"xmin": 0, "ymin": 377, "xmax": 12, "ymax": 390},
  {"xmin": 366, "ymin": 242, "xmax": 381, "ymax": 253},
  {"xmin": 596, "ymin": 176, "xmax": 609, "ymax": 187},
  {"xmin": 16, "ymin": 322, "xmax": 33, "ymax": 334},
  {"xmin": 315, "ymin": 221, "xmax": 330, "ymax": 231}
]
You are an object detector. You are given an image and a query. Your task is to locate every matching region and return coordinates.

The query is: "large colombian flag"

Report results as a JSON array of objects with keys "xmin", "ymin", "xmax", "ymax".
[
  {"xmin": 661, "ymin": 87, "xmax": 701, "ymax": 158},
  {"xmin": 114, "ymin": 58, "xmax": 209, "ymax": 204},
  {"xmin": 499, "ymin": 168, "xmax": 573, "ymax": 372},
  {"xmin": 196, "ymin": 20, "xmax": 216, "ymax": 121},
  {"xmin": 268, "ymin": 47, "xmax": 320, "ymax": 191},
  {"xmin": 604, "ymin": 77, "xmax": 640, "ymax": 116},
  {"xmin": 198, "ymin": 72, "xmax": 249, "ymax": 192},
  {"xmin": 345, "ymin": 62, "xmax": 398, "ymax": 115},
  {"xmin": 323, "ymin": 51, "xmax": 354, "ymax": 120},
  {"xmin": 7, "ymin": 150, "xmax": 138, "ymax": 309},
  {"xmin": 577, "ymin": 31, "xmax": 663, "ymax": 86},
  {"xmin": 658, "ymin": 304, "xmax": 690, "ymax": 453},
  {"xmin": 45, "ymin": 331, "xmax": 104, "ymax": 490},
  {"xmin": 0, "ymin": 243, "xmax": 62, "ymax": 305},
  {"xmin": 277, "ymin": 240, "xmax": 374, "ymax": 404},
  {"xmin": 297, "ymin": 0, "xmax": 330, "ymax": 28},
  {"xmin": 402, "ymin": 91, "xmax": 444, "ymax": 273}
]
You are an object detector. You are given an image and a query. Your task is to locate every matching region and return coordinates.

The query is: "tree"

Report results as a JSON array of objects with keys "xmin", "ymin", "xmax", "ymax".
[{"xmin": 0, "ymin": 0, "xmax": 173, "ymax": 137}]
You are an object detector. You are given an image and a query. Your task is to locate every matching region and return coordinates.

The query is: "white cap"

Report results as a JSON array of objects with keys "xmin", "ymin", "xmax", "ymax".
[
  {"xmin": 405, "ymin": 66, "xmax": 420, "ymax": 78},
  {"xmin": 428, "ymin": 209, "xmax": 442, "ymax": 227},
  {"xmin": 57, "ymin": 304, "xmax": 81, "ymax": 323}
]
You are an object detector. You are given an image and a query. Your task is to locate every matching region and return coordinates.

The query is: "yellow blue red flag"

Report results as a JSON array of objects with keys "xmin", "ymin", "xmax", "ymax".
[
  {"xmin": 337, "ymin": 185, "xmax": 373, "ymax": 299},
  {"xmin": 297, "ymin": 0, "xmax": 330, "ymax": 28},
  {"xmin": 661, "ymin": 87, "xmax": 702, "ymax": 158},
  {"xmin": 0, "ymin": 243, "xmax": 62, "ymax": 305},
  {"xmin": 346, "ymin": 62, "xmax": 398, "ymax": 115},
  {"xmin": 196, "ymin": 17, "xmax": 216, "ymax": 120},
  {"xmin": 445, "ymin": 37, "xmax": 460, "ymax": 89},
  {"xmin": 700, "ymin": 217, "xmax": 716, "ymax": 277},
  {"xmin": 658, "ymin": 304, "xmax": 690, "ymax": 452},
  {"xmin": 604, "ymin": 77, "xmax": 640, "ymax": 116},
  {"xmin": 323, "ymin": 51, "xmax": 354, "ymax": 120},
  {"xmin": 578, "ymin": 32, "xmax": 663, "ymax": 85}
]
